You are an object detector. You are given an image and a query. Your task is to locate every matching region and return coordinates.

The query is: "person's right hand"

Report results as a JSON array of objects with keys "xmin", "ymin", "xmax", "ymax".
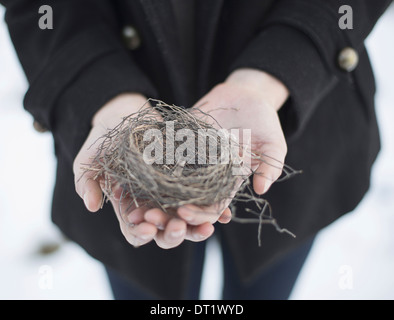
[{"xmin": 73, "ymin": 93, "xmax": 231, "ymax": 249}]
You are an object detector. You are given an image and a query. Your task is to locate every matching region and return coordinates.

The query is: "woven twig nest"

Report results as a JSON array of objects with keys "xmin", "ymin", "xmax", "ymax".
[{"xmin": 84, "ymin": 99, "xmax": 299, "ymax": 245}]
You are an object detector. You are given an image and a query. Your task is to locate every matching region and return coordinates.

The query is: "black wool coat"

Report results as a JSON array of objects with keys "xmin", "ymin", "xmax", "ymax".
[{"xmin": 1, "ymin": 0, "xmax": 391, "ymax": 299}]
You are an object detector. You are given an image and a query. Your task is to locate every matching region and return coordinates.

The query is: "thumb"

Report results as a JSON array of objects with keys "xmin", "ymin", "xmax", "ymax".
[
  {"xmin": 73, "ymin": 127, "xmax": 104, "ymax": 212},
  {"xmin": 252, "ymin": 144, "xmax": 287, "ymax": 195},
  {"xmin": 79, "ymin": 176, "xmax": 103, "ymax": 212}
]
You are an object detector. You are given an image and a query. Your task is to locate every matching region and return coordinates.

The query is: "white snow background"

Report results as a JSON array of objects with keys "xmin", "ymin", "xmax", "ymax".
[{"xmin": 0, "ymin": 4, "xmax": 393, "ymax": 300}]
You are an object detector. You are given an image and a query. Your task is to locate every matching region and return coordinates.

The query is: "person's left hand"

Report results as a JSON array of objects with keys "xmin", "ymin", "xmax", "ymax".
[
  {"xmin": 151, "ymin": 69, "xmax": 290, "ymax": 245},
  {"xmin": 183, "ymin": 68, "xmax": 289, "ymax": 201}
]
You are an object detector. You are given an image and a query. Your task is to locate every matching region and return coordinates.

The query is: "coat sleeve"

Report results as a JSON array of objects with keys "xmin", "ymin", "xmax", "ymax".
[
  {"xmin": 229, "ymin": 0, "xmax": 391, "ymax": 140},
  {"xmin": 1, "ymin": 0, "xmax": 157, "ymax": 161}
]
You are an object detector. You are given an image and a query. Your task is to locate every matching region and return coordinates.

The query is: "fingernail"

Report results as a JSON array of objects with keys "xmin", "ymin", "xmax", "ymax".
[
  {"xmin": 83, "ymin": 192, "xmax": 90, "ymax": 211},
  {"xmin": 156, "ymin": 223, "xmax": 165, "ymax": 230},
  {"xmin": 139, "ymin": 234, "xmax": 153, "ymax": 240},
  {"xmin": 170, "ymin": 229, "xmax": 185, "ymax": 238},
  {"xmin": 193, "ymin": 233, "xmax": 206, "ymax": 241},
  {"xmin": 182, "ymin": 212, "xmax": 193, "ymax": 222},
  {"xmin": 179, "ymin": 207, "xmax": 194, "ymax": 222},
  {"xmin": 262, "ymin": 181, "xmax": 271, "ymax": 194}
]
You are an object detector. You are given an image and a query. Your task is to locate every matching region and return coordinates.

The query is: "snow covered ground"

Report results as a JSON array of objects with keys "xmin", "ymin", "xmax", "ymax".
[{"xmin": 0, "ymin": 5, "xmax": 393, "ymax": 300}]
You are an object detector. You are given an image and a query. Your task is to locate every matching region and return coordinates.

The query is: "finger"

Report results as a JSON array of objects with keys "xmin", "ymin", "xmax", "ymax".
[
  {"xmin": 253, "ymin": 143, "xmax": 287, "ymax": 194},
  {"xmin": 154, "ymin": 218, "xmax": 187, "ymax": 249},
  {"xmin": 121, "ymin": 221, "xmax": 158, "ymax": 247},
  {"xmin": 253, "ymin": 163, "xmax": 281, "ymax": 195},
  {"xmin": 111, "ymin": 200, "xmax": 158, "ymax": 247},
  {"xmin": 74, "ymin": 151, "xmax": 103, "ymax": 212},
  {"xmin": 82, "ymin": 179, "xmax": 103, "ymax": 212},
  {"xmin": 144, "ymin": 208, "xmax": 172, "ymax": 230},
  {"xmin": 177, "ymin": 204, "xmax": 222, "ymax": 226},
  {"xmin": 110, "ymin": 184, "xmax": 126, "ymax": 201},
  {"xmin": 111, "ymin": 197, "xmax": 148, "ymax": 226},
  {"xmin": 185, "ymin": 222, "xmax": 215, "ymax": 242},
  {"xmin": 73, "ymin": 171, "xmax": 103, "ymax": 212},
  {"xmin": 217, "ymin": 207, "xmax": 232, "ymax": 224},
  {"xmin": 124, "ymin": 205, "xmax": 149, "ymax": 225},
  {"xmin": 73, "ymin": 127, "xmax": 104, "ymax": 212}
]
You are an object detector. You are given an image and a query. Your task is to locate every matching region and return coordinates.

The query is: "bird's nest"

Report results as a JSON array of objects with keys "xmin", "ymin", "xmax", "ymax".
[{"xmin": 83, "ymin": 99, "xmax": 299, "ymax": 245}]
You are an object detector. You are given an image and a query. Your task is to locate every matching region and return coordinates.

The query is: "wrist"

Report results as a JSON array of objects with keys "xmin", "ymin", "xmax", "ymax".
[
  {"xmin": 225, "ymin": 68, "xmax": 289, "ymax": 111},
  {"xmin": 92, "ymin": 93, "xmax": 147, "ymax": 127}
]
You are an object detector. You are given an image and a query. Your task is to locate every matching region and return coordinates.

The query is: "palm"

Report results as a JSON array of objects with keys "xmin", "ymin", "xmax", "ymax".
[{"xmin": 192, "ymin": 82, "xmax": 287, "ymax": 194}]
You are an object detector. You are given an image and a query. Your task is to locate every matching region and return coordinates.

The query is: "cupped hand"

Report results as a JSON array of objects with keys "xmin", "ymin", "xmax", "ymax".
[
  {"xmin": 188, "ymin": 68, "xmax": 289, "ymax": 197},
  {"xmin": 73, "ymin": 67, "xmax": 289, "ymax": 249}
]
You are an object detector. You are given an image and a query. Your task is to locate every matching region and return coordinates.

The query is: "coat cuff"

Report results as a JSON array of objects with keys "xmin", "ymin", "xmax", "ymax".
[
  {"xmin": 229, "ymin": 24, "xmax": 338, "ymax": 140},
  {"xmin": 50, "ymin": 49, "xmax": 158, "ymax": 162},
  {"xmin": 20, "ymin": 23, "xmax": 158, "ymax": 162}
]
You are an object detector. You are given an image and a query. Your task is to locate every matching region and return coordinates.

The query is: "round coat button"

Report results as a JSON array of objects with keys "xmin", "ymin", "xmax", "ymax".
[
  {"xmin": 122, "ymin": 25, "xmax": 141, "ymax": 50},
  {"xmin": 33, "ymin": 120, "xmax": 48, "ymax": 133},
  {"xmin": 338, "ymin": 47, "xmax": 359, "ymax": 72}
]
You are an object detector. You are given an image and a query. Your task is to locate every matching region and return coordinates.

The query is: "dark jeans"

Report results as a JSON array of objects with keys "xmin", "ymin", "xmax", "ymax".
[{"xmin": 105, "ymin": 235, "xmax": 314, "ymax": 300}]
